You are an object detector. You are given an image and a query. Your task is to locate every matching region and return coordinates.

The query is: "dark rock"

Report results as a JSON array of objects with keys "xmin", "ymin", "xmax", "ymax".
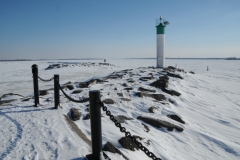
[
  {"xmin": 83, "ymin": 113, "xmax": 90, "ymax": 120},
  {"xmin": 72, "ymin": 90, "xmax": 82, "ymax": 94},
  {"xmin": 83, "ymin": 113, "xmax": 104, "ymax": 120},
  {"xmin": 137, "ymin": 116, "xmax": 183, "ymax": 132},
  {"xmin": 177, "ymin": 68, "xmax": 185, "ymax": 72},
  {"xmin": 78, "ymin": 82, "xmax": 88, "ymax": 88},
  {"xmin": 106, "ymin": 75, "xmax": 123, "ymax": 79},
  {"xmin": 45, "ymin": 97, "xmax": 53, "ymax": 102},
  {"xmin": 167, "ymin": 115, "xmax": 185, "ymax": 124},
  {"xmin": 189, "ymin": 71, "xmax": 195, "ymax": 74},
  {"xmin": 148, "ymin": 106, "xmax": 158, "ymax": 113},
  {"xmin": 150, "ymin": 79, "xmax": 168, "ymax": 88},
  {"xmin": 127, "ymin": 78, "xmax": 135, "ymax": 83},
  {"xmin": 79, "ymin": 79, "xmax": 97, "ymax": 88},
  {"xmin": 168, "ymin": 66, "xmax": 176, "ymax": 70},
  {"xmin": 103, "ymin": 142, "xmax": 129, "ymax": 160},
  {"xmin": 124, "ymin": 87, "xmax": 133, "ymax": 91},
  {"xmin": 159, "ymin": 75, "xmax": 169, "ymax": 81},
  {"xmin": 117, "ymin": 93, "xmax": 123, "ymax": 97},
  {"xmin": 114, "ymin": 87, "xmax": 117, "ymax": 90},
  {"xmin": 66, "ymin": 85, "xmax": 74, "ymax": 90},
  {"xmin": 167, "ymin": 72, "xmax": 183, "ymax": 79},
  {"xmin": 39, "ymin": 90, "xmax": 48, "ymax": 96},
  {"xmin": 121, "ymin": 98, "xmax": 131, "ymax": 102},
  {"xmin": 64, "ymin": 81, "xmax": 72, "ymax": 85},
  {"xmin": 122, "ymin": 83, "xmax": 128, "ymax": 87},
  {"xmin": 118, "ymin": 137, "xmax": 139, "ymax": 151},
  {"xmin": 71, "ymin": 108, "xmax": 81, "ymax": 121},
  {"xmin": 169, "ymin": 99, "xmax": 175, "ymax": 104},
  {"xmin": 161, "ymin": 88, "xmax": 181, "ymax": 96},
  {"xmin": 139, "ymin": 76, "xmax": 154, "ymax": 81},
  {"xmin": 102, "ymin": 98, "xmax": 114, "ymax": 104},
  {"xmin": 22, "ymin": 98, "xmax": 31, "ymax": 102},
  {"xmin": 138, "ymin": 87, "xmax": 156, "ymax": 93},
  {"xmin": 115, "ymin": 115, "xmax": 133, "ymax": 123},
  {"xmin": 135, "ymin": 92, "xmax": 165, "ymax": 101},
  {"xmin": 0, "ymin": 99, "xmax": 16, "ymax": 105},
  {"xmin": 142, "ymin": 123, "xmax": 150, "ymax": 132}
]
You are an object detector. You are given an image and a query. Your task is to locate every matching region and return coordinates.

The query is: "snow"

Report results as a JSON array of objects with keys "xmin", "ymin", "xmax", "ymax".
[{"xmin": 0, "ymin": 59, "xmax": 240, "ymax": 160}]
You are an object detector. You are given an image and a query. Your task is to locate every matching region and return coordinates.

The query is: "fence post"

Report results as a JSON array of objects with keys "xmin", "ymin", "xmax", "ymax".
[
  {"xmin": 86, "ymin": 90, "xmax": 102, "ymax": 160},
  {"xmin": 32, "ymin": 64, "xmax": 39, "ymax": 107},
  {"xmin": 54, "ymin": 75, "xmax": 60, "ymax": 109}
]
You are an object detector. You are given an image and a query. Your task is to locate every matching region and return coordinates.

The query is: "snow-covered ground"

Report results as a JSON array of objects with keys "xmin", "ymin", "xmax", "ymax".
[{"xmin": 0, "ymin": 59, "xmax": 239, "ymax": 160}]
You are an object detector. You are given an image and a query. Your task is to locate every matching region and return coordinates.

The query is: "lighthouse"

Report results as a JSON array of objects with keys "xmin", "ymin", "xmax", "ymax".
[{"xmin": 156, "ymin": 16, "xmax": 169, "ymax": 68}]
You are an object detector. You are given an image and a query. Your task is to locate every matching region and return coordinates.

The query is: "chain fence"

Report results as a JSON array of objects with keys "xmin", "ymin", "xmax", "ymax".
[
  {"xmin": 38, "ymin": 76, "xmax": 54, "ymax": 82},
  {"xmin": 98, "ymin": 100, "xmax": 162, "ymax": 160},
  {"xmin": 58, "ymin": 82, "xmax": 89, "ymax": 103}
]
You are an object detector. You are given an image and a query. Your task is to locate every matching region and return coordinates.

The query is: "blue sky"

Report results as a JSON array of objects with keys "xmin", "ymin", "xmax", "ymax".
[{"xmin": 0, "ymin": 0, "xmax": 240, "ymax": 59}]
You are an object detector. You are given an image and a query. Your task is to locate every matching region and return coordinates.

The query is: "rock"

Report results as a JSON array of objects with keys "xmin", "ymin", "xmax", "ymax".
[
  {"xmin": 127, "ymin": 78, "xmax": 135, "ymax": 83},
  {"xmin": 0, "ymin": 99, "xmax": 16, "ymax": 105},
  {"xmin": 124, "ymin": 87, "xmax": 133, "ymax": 91},
  {"xmin": 167, "ymin": 115, "xmax": 185, "ymax": 124},
  {"xmin": 135, "ymin": 92, "xmax": 165, "ymax": 101},
  {"xmin": 189, "ymin": 71, "xmax": 195, "ymax": 74},
  {"xmin": 102, "ymin": 98, "xmax": 114, "ymax": 104},
  {"xmin": 83, "ymin": 113, "xmax": 90, "ymax": 120},
  {"xmin": 148, "ymin": 106, "xmax": 158, "ymax": 113},
  {"xmin": 150, "ymin": 79, "xmax": 168, "ymax": 88},
  {"xmin": 142, "ymin": 123, "xmax": 150, "ymax": 132},
  {"xmin": 169, "ymin": 99, "xmax": 175, "ymax": 104},
  {"xmin": 39, "ymin": 90, "xmax": 48, "ymax": 96},
  {"xmin": 71, "ymin": 108, "xmax": 81, "ymax": 121},
  {"xmin": 79, "ymin": 79, "xmax": 97, "ymax": 88},
  {"xmin": 22, "ymin": 98, "xmax": 31, "ymax": 102},
  {"xmin": 122, "ymin": 83, "xmax": 128, "ymax": 87},
  {"xmin": 117, "ymin": 93, "xmax": 123, "ymax": 97},
  {"xmin": 137, "ymin": 116, "xmax": 183, "ymax": 132},
  {"xmin": 121, "ymin": 98, "xmax": 131, "ymax": 102},
  {"xmin": 139, "ymin": 76, "xmax": 154, "ymax": 81},
  {"xmin": 45, "ymin": 97, "xmax": 53, "ymax": 102},
  {"xmin": 161, "ymin": 88, "xmax": 181, "ymax": 96},
  {"xmin": 138, "ymin": 87, "xmax": 156, "ymax": 93},
  {"xmin": 118, "ymin": 137, "xmax": 139, "ymax": 151},
  {"xmin": 64, "ymin": 81, "xmax": 71, "ymax": 85},
  {"xmin": 167, "ymin": 72, "xmax": 183, "ymax": 79},
  {"xmin": 177, "ymin": 68, "xmax": 185, "ymax": 72},
  {"xmin": 159, "ymin": 75, "xmax": 169, "ymax": 81},
  {"xmin": 115, "ymin": 115, "xmax": 133, "ymax": 123},
  {"xmin": 103, "ymin": 142, "xmax": 129, "ymax": 160},
  {"xmin": 72, "ymin": 90, "xmax": 82, "ymax": 94},
  {"xmin": 66, "ymin": 85, "xmax": 74, "ymax": 90},
  {"xmin": 168, "ymin": 66, "xmax": 176, "ymax": 70},
  {"xmin": 106, "ymin": 74, "xmax": 123, "ymax": 79},
  {"xmin": 114, "ymin": 87, "xmax": 117, "ymax": 90}
]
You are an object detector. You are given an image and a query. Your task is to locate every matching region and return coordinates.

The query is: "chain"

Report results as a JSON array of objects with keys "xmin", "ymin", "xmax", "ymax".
[
  {"xmin": 38, "ymin": 76, "xmax": 54, "ymax": 82},
  {"xmin": 58, "ymin": 82, "xmax": 89, "ymax": 103},
  {"xmin": 98, "ymin": 100, "xmax": 162, "ymax": 160}
]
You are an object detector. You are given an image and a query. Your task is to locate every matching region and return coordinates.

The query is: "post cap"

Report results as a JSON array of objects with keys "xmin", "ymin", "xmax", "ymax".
[{"xmin": 32, "ymin": 64, "xmax": 38, "ymax": 68}]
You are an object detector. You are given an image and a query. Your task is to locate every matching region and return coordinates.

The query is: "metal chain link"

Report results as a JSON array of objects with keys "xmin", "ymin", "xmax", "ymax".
[
  {"xmin": 38, "ymin": 76, "xmax": 54, "ymax": 82},
  {"xmin": 98, "ymin": 100, "xmax": 162, "ymax": 160},
  {"xmin": 58, "ymin": 82, "xmax": 89, "ymax": 103}
]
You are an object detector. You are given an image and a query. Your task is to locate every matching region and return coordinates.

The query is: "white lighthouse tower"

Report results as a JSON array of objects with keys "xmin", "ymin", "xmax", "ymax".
[{"xmin": 156, "ymin": 16, "xmax": 169, "ymax": 68}]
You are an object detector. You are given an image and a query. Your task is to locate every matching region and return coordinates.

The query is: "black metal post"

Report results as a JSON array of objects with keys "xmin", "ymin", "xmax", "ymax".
[
  {"xmin": 54, "ymin": 74, "xmax": 59, "ymax": 109},
  {"xmin": 32, "ymin": 64, "xmax": 39, "ymax": 107},
  {"xmin": 86, "ymin": 90, "xmax": 102, "ymax": 160}
]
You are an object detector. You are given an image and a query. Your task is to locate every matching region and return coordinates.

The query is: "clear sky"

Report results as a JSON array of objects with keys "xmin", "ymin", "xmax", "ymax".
[{"xmin": 0, "ymin": 0, "xmax": 240, "ymax": 60}]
